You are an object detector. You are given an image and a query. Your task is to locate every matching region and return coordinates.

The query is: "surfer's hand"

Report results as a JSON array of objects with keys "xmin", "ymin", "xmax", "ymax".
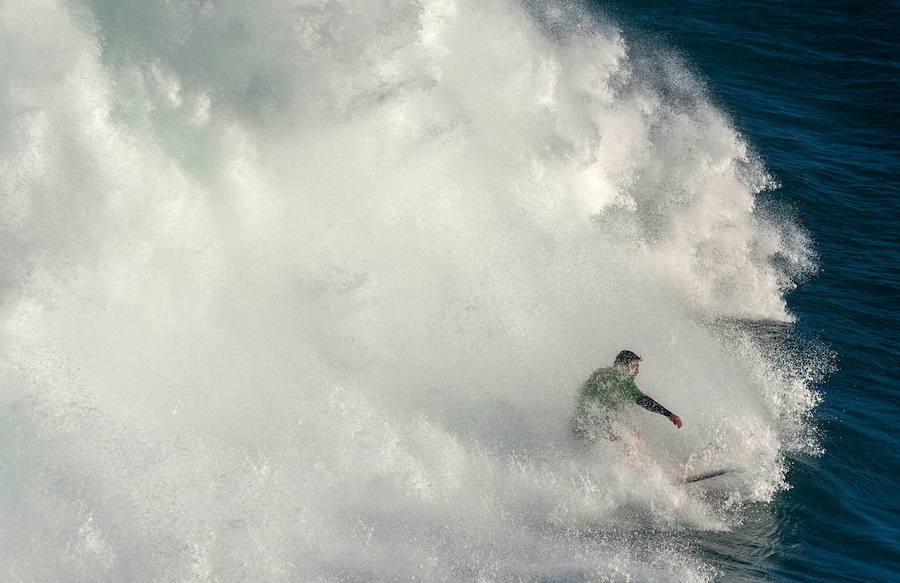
[{"xmin": 669, "ymin": 414, "xmax": 683, "ymax": 429}]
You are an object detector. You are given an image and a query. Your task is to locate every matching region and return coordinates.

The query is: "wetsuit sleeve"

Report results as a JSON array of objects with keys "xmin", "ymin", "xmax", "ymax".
[
  {"xmin": 635, "ymin": 395, "xmax": 673, "ymax": 417},
  {"xmin": 622, "ymin": 377, "xmax": 673, "ymax": 417}
]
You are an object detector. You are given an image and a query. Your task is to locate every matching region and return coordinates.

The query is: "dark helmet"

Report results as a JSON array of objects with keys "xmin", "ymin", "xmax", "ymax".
[{"xmin": 614, "ymin": 350, "xmax": 641, "ymax": 366}]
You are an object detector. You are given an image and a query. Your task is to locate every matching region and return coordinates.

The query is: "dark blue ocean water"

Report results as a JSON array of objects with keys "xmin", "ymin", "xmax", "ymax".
[{"xmin": 602, "ymin": 1, "xmax": 900, "ymax": 580}]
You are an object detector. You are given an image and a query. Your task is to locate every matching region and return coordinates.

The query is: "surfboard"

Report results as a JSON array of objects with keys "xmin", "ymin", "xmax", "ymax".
[{"xmin": 680, "ymin": 468, "xmax": 732, "ymax": 484}]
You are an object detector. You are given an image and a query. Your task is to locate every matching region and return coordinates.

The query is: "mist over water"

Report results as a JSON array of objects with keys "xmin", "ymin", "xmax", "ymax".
[{"xmin": 1, "ymin": 1, "xmax": 828, "ymax": 580}]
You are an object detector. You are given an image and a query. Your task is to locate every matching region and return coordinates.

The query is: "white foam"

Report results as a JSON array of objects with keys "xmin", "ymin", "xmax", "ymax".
[{"xmin": 0, "ymin": 0, "xmax": 825, "ymax": 580}]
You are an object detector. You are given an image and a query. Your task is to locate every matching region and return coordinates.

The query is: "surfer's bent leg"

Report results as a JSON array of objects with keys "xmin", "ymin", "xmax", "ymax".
[{"xmin": 571, "ymin": 414, "xmax": 619, "ymax": 442}]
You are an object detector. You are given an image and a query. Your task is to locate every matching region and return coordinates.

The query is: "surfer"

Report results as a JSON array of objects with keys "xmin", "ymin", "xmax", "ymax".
[{"xmin": 572, "ymin": 350, "xmax": 683, "ymax": 443}]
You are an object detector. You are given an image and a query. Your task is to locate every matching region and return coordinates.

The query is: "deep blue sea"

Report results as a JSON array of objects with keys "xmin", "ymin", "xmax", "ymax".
[{"xmin": 604, "ymin": 1, "xmax": 900, "ymax": 580}]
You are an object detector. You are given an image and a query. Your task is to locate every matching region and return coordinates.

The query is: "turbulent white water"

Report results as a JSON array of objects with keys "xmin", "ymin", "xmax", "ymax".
[{"xmin": 1, "ymin": 0, "xmax": 826, "ymax": 580}]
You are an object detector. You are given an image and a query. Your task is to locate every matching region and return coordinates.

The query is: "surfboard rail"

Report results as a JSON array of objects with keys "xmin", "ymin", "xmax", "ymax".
[{"xmin": 681, "ymin": 468, "xmax": 732, "ymax": 484}]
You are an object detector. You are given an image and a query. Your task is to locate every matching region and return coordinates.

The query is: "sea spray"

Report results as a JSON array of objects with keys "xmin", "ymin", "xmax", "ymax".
[{"xmin": 1, "ymin": 0, "xmax": 824, "ymax": 580}]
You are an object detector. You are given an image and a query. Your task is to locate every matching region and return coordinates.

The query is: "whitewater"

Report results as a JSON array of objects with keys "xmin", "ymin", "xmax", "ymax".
[{"xmin": 0, "ymin": 0, "xmax": 829, "ymax": 580}]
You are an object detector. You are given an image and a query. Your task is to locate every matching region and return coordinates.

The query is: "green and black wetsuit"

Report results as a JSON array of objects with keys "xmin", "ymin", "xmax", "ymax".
[{"xmin": 572, "ymin": 366, "xmax": 672, "ymax": 440}]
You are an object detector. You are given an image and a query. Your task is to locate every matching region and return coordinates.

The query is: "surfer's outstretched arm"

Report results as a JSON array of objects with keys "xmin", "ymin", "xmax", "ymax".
[{"xmin": 635, "ymin": 395, "xmax": 683, "ymax": 428}]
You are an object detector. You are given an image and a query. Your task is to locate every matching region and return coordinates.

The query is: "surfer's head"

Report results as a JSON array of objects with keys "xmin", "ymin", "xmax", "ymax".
[{"xmin": 614, "ymin": 350, "xmax": 641, "ymax": 377}]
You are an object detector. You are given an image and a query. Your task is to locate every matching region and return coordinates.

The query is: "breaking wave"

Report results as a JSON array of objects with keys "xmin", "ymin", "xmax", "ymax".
[{"xmin": 0, "ymin": 1, "xmax": 827, "ymax": 580}]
